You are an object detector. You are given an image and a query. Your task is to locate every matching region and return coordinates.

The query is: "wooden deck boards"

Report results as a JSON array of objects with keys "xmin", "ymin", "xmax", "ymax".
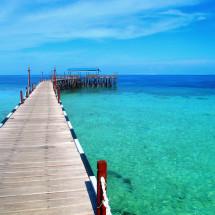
[{"xmin": 0, "ymin": 81, "xmax": 96, "ymax": 214}]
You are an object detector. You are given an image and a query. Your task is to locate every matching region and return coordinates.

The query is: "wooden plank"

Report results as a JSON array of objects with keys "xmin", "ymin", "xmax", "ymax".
[
  {"xmin": 0, "ymin": 81, "xmax": 95, "ymax": 214},
  {"xmin": 0, "ymin": 204, "xmax": 94, "ymax": 215},
  {"xmin": 0, "ymin": 197, "xmax": 95, "ymax": 213},
  {"xmin": 0, "ymin": 189, "xmax": 95, "ymax": 204},
  {"xmin": 0, "ymin": 172, "xmax": 87, "ymax": 183}
]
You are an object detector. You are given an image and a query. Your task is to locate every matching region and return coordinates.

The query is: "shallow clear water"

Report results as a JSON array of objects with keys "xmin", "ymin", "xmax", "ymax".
[
  {"xmin": 0, "ymin": 75, "xmax": 215, "ymax": 214},
  {"xmin": 60, "ymin": 75, "xmax": 215, "ymax": 215},
  {"xmin": 0, "ymin": 75, "xmax": 44, "ymax": 122}
]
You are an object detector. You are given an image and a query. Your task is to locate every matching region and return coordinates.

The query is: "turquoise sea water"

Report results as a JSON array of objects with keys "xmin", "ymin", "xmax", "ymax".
[
  {"xmin": 0, "ymin": 75, "xmax": 44, "ymax": 122},
  {"xmin": 60, "ymin": 76, "xmax": 215, "ymax": 215},
  {"xmin": 0, "ymin": 75, "xmax": 215, "ymax": 214}
]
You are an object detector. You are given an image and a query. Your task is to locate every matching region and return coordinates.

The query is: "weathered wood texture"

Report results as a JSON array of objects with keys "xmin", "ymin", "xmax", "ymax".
[{"xmin": 0, "ymin": 81, "xmax": 96, "ymax": 214}]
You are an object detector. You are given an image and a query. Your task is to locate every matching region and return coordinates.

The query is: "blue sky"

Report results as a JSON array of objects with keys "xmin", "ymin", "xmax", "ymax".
[{"xmin": 0, "ymin": 0, "xmax": 214, "ymax": 75}]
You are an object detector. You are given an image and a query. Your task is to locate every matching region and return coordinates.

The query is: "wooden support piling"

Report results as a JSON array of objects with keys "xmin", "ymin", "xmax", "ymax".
[
  {"xmin": 53, "ymin": 69, "xmax": 118, "ymax": 91},
  {"xmin": 97, "ymin": 160, "xmax": 107, "ymax": 215}
]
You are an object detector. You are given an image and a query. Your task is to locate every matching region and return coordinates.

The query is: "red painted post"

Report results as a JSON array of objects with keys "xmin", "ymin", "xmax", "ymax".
[
  {"xmin": 26, "ymin": 87, "xmax": 28, "ymax": 98},
  {"xmin": 58, "ymin": 90, "xmax": 60, "ymax": 103},
  {"xmin": 20, "ymin": 91, "xmax": 23, "ymax": 104},
  {"xmin": 97, "ymin": 160, "xmax": 107, "ymax": 215},
  {"xmin": 28, "ymin": 66, "xmax": 31, "ymax": 91},
  {"xmin": 54, "ymin": 66, "xmax": 57, "ymax": 88},
  {"xmin": 32, "ymin": 83, "xmax": 33, "ymax": 92}
]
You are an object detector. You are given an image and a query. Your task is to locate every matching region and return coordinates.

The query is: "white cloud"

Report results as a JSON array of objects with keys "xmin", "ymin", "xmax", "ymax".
[
  {"xmin": 0, "ymin": 0, "xmax": 207, "ymax": 51},
  {"xmin": 116, "ymin": 59, "xmax": 215, "ymax": 66}
]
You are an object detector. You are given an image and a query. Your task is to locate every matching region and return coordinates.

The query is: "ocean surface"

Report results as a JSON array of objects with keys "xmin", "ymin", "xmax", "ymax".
[
  {"xmin": 0, "ymin": 75, "xmax": 41, "ymax": 121},
  {"xmin": 1, "ymin": 75, "xmax": 215, "ymax": 214}
]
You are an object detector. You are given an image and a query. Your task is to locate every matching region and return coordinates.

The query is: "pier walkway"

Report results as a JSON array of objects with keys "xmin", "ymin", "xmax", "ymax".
[{"xmin": 0, "ymin": 81, "xmax": 96, "ymax": 214}]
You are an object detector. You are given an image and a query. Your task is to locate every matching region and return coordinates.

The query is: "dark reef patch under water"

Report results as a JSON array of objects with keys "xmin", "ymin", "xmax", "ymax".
[
  {"xmin": 107, "ymin": 170, "xmax": 123, "ymax": 179},
  {"xmin": 197, "ymin": 97, "xmax": 208, "ymax": 100}
]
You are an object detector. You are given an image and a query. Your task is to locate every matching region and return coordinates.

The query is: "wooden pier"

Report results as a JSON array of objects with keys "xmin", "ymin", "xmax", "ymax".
[
  {"xmin": 51, "ymin": 68, "xmax": 118, "ymax": 91},
  {"xmin": 0, "ymin": 81, "xmax": 96, "ymax": 214}
]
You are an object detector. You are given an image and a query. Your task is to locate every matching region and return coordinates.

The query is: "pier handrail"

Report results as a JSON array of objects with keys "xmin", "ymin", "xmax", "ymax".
[{"xmin": 97, "ymin": 160, "xmax": 112, "ymax": 215}]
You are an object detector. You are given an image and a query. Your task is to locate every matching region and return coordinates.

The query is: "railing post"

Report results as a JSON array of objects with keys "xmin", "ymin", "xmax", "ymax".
[
  {"xmin": 97, "ymin": 160, "xmax": 107, "ymax": 215},
  {"xmin": 58, "ymin": 90, "xmax": 60, "ymax": 103},
  {"xmin": 32, "ymin": 83, "xmax": 33, "ymax": 92},
  {"xmin": 20, "ymin": 91, "xmax": 23, "ymax": 104},
  {"xmin": 54, "ymin": 66, "xmax": 57, "ymax": 88},
  {"xmin": 26, "ymin": 87, "xmax": 28, "ymax": 98},
  {"xmin": 28, "ymin": 66, "xmax": 30, "ymax": 92}
]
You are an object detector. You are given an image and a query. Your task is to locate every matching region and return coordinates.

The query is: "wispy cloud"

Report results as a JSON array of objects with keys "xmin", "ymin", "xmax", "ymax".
[
  {"xmin": 0, "ymin": 0, "xmax": 207, "ymax": 51},
  {"xmin": 138, "ymin": 59, "xmax": 215, "ymax": 65}
]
